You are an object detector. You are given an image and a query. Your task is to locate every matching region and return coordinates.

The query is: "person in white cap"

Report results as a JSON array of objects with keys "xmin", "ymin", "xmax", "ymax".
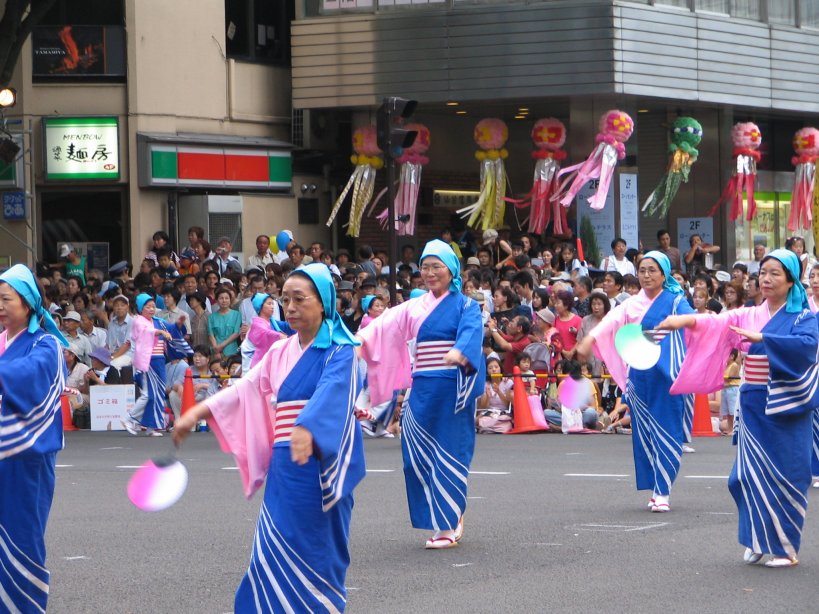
[{"xmin": 62, "ymin": 310, "xmax": 93, "ymax": 365}]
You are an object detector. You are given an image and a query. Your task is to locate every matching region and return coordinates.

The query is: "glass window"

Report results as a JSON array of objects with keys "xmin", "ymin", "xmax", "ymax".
[
  {"xmin": 225, "ymin": 0, "xmax": 294, "ymax": 64},
  {"xmin": 695, "ymin": 0, "xmax": 729, "ymax": 12},
  {"xmin": 733, "ymin": 192, "xmax": 814, "ymax": 262},
  {"xmin": 655, "ymin": 0, "xmax": 690, "ymax": 7},
  {"xmin": 800, "ymin": 0, "xmax": 819, "ymax": 27},
  {"xmin": 767, "ymin": 0, "xmax": 796, "ymax": 24},
  {"xmin": 41, "ymin": 0, "xmax": 125, "ymax": 26},
  {"xmin": 731, "ymin": 0, "xmax": 761, "ymax": 19}
]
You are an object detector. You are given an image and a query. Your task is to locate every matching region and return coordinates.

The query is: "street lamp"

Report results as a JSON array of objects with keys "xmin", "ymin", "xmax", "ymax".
[{"xmin": 0, "ymin": 87, "xmax": 16, "ymax": 108}]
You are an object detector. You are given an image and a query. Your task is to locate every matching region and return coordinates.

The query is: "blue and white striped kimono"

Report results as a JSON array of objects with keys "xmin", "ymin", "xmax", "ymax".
[
  {"xmin": 401, "ymin": 292, "xmax": 485, "ymax": 531},
  {"xmin": 730, "ymin": 308, "xmax": 819, "ymax": 558},
  {"xmin": 207, "ymin": 340, "xmax": 365, "ymax": 613},
  {"xmin": 0, "ymin": 330, "xmax": 67, "ymax": 613},
  {"xmin": 623, "ymin": 291, "xmax": 693, "ymax": 497}
]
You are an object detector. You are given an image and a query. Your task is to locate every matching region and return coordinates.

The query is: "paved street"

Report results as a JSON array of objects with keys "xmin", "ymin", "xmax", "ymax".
[{"xmin": 47, "ymin": 430, "xmax": 819, "ymax": 613}]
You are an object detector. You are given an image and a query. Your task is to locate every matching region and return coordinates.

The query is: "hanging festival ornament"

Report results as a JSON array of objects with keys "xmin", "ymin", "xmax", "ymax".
[
  {"xmin": 787, "ymin": 127, "xmax": 819, "ymax": 232},
  {"xmin": 708, "ymin": 122, "xmax": 762, "ymax": 222},
  {"xmin": 554, "ymin": 109, "xmax": 634, "ymax": 211},
  {"xmin": 519, "ymin": 118, "xmax": 568, "ymax": 235},
  {"xmin": 457, "ymin": 118, "xmax": 509, "ymax": 230},
  {"xmin": 326, "ymin": 126, "xmax": 384, "ymax": 238},
  {"xmin": 374, "ymin": 123, "xmax": 430, "ymax": 236},
  {"xmin": 642, "ymin": 117, "xmax": 703, "ymax": 219}
]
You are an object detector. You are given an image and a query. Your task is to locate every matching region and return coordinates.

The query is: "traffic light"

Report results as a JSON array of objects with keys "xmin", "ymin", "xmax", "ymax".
[{"xmin": 376, "ymin": 97, "xmax": 418, "ymax": 158}]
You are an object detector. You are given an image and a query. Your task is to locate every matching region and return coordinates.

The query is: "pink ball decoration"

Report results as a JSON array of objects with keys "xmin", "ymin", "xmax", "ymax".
[
  {"xmin": 404, "ymin": 123, "xmax": 431, "ymax": 155},
  {"xmin": 792, "ymin": 127, "xmax": 819, "ymax": 157},
  {"xmin": 474, "ymin": 118, "xmax": 508, "ymax": 151},
  {"xmin": 599, "ymin": 110, "xmax": 634, "ymax": 143},
  {"xmin": 353, "ymin": 126, "xmax": 381, "ymax": 157},
  {"xmin": 731, "ymin": 122, "xmax": 762, "ymax": 150},
  {"xmin": 532, "ymin": 118, "xmax": 566, "ymax": 151}
]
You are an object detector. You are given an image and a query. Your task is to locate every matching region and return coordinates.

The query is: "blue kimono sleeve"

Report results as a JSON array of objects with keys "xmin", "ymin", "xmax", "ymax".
[
  {"xmin": 156, "ymin": 318, "xmax": 193, "ymax": 360},
  {"xmin": 295, "ymin": 344, "xmax": 365, "ymax": 511},
  {"xmin": 764, "ymin": 310, "xmax": 819, "ymax": 417},
  {"xmin": 453, "ymin": 298, "xmax": 485, "ymax": 373},
  {"xmin": 271, "ymin": 319, "xmax": 295, "ymax": 336},
  {"xmin": 0, "ymin": 333, "xmax": 67, "ymax": 458}
]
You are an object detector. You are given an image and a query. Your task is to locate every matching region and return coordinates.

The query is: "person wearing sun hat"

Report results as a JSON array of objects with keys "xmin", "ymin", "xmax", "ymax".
[
  {"xmin": 356, "ymin": 239, "xmax": 484, "ymax": 549},
  {"xmin": 0, "ymin": 264, "xmax": 70, "ymax": 612},
  {"xmin": 658, "ymin": 248, "xmax": 819, "ymax": 569},
  {"xmin": 576, "ymin": 250, "xmax": 695, "ymax": 515},
  {"xmin": 173, "ymin": 263, "xmax": 365, "ymax": 612}
]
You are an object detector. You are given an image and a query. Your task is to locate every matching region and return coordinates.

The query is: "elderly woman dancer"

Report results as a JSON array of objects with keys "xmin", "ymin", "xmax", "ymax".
[
  {"xmin": 659, "ymin": 249, "xmax": 819, "ymax": 568},
  {"xmin": 0, "ymin": 264, "xmax": 68, "ymax": 612},
  {"xmin": 357, "ymin": 239, "xmax": 485, "ymax": 549},
  {"xmin": 174, "ymin": 263, "xmax": 365, "ymax": 612},
  {"xmin": 576, "ymin": 251, "xmax": 694, "ymax": 513}
]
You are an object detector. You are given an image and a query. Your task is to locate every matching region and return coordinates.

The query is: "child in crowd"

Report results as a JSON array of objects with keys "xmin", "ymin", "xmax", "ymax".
[
  {"xmin": 476, "ymin": 357, "xmax": 513, "ymax": 433},
  {"xmin": 516, "ymin": 352, "xmax": 538, "ymax": 395},
  {"xmin": 720, "ymin": 349, "xmax": 741, "ymax": 435}
]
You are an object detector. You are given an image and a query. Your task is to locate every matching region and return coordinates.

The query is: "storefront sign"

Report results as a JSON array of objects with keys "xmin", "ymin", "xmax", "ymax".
[
  {"xmin": 32, "ymin": 25, "xmax": 126, "ymax": 77},
  {"xmin": 44, "ymin": 117, "xmax": 119, "ymax": 180},
  {"xmin": 90, "ymin": 384, "xmax": 135, "ymax": 431},
  {"xmin": 2, "ymin": 191, "xmax": 26, "ymax": 220},
  {"xmin": 619, "ymin": 173, "xmax": 639, "ymax": 250},
  {"xmin": 0, "ymin": 135, "xmax": 24, "ymax": 189},
  {"xmin": 577, "ymin": 179, "xmax": 615, "ymax": 265},
  {"xmin": 141, "ymin": 143, "xmax": 292, "ymax": 191},
  {"xmin": 433, "ymin": 190, "xmax": 481, "ymax": 208}
]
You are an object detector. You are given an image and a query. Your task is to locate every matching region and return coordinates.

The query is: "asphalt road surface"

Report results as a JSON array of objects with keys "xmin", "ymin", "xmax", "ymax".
[{"xmin": 46, "ymin": 430, "xmax": 819, "ymax": 613}]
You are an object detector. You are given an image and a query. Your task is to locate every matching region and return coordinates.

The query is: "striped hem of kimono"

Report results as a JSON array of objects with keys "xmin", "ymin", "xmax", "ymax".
[
  {"xmin": 402, "ymin": 399, "xmax": 469, "ymax": 531},
  {"xmin": 734, "ymin": 421, "xmax": 807, "ymax": 558},
  {"xmin": 242, "ymin": 502, "xmax": 346, "ymax": 614},
  {"xmin": 320, "ymin": 350, "xmax": 358, "ymax": 512},
  {"xmin": 0, "ymin": 522, "xmax": 49, "ymax": 614}
]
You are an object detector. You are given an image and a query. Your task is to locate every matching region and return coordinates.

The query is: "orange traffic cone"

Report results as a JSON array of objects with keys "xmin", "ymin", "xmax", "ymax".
[
  {"xmin": 507, "ymin": 366, "xmax": 548, "ymax": 434},
  {"xmin": 61, "ymin": 394, "xmax": 78, "ymax": 431},
  {"xmin": 181, "ymin": 368, "xmax": 195, "ymax": 415},
  {"xmin": 691, "ymin": 393, "xmax": 718, "ymax": 437}
]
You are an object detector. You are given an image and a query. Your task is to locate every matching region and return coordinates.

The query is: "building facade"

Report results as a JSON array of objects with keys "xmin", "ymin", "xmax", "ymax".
[
  {"xmin": 291, "ymin": 0, "xmax": 819, "ymax": 266},
  {"xmin": 0, "ymin": 0, "xmax": 335, "ymax": 271}
]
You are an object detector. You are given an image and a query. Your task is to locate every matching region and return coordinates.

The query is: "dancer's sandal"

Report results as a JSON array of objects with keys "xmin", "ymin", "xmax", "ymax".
[
  {"xmin": 650, "ymin": 502, "xmax": 671, "ymax": 513},
  {"xmin": 743, "ymin": 548, "xmax": 763, "ymax": 564},
  {"xmin": 454, "ymin": 517, "xmax": 464, "ymax": 543},
  {"xmin": 763, "ymin": 556, "xmax": 798, "ymax": 568},
  {"xmin": 425, "ymin": 536, "xmax": 458, "ymax": 550}
]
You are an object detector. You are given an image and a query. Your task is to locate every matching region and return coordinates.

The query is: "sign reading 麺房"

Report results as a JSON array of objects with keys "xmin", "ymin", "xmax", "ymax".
[{"xmin": 44, "ymin": 117, "xmax": 119, "ymax": 181}]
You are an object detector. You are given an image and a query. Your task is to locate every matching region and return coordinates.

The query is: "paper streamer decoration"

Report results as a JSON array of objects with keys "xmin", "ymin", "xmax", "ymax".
[
  {"xmin": 374, "ymin": 123, "xmax": 430, "ymax": 236},
  {"xmin": 457, "ymin": 118, "xmax": 509, "ymax": 230},
  {"xmin": 127, "ymin": 457, "xmax": 188, "ymax": 512},
  {"xmin": 708, "ymin": 122, "xmax": 762, "ymax": 222},
  {"xmin": 642, "ymin": 117, "xmax": 703, "ymax": 219},
  {"xmin": 326, "ymin": 126, "xmax": 384, "ymax": 237},
  {"xmin": 788, "ymin": 127, "xmax": 819, "ymax": 232},
  {"xmin": 516, "ymin": 118, "xmax": 569, "ymax": 235},
  {"xmin": 554, "ymin": 110, "xmax": 634, "ymax": 211},
  {"xmin": 614, "ymin": 324, "xmax": 661, "ymax": 370}
]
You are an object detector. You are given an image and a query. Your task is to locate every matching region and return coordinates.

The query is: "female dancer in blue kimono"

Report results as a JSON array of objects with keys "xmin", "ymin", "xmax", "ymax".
[
  {"xmin": 175, "ymin": 263, "xmax": 365, "ymax": 612},
  {"xmin": 0, "ymin": 264, "xmax": 69, "ymax": 613},
  {"xmin": 357, "ymin": 239, "xmax": 485, "ymax": 549},
  {"xmin": 575, "ymin": 251, "xmax": 693, "ymax": 513},
  {"xmin": 659, "ymin": 249, "xmax": 819, "ymax": 568},
  {"xmin": 124, "ymin": 293, "xmax": 191, "ymax": 436}
]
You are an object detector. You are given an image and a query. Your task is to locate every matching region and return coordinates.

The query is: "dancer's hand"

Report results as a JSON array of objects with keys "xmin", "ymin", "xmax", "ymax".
[
  {"xmin": 290, "ymin": 426, "xmax": 314, "ymax": 465},
  {"xmin": 444, "ymin": 348, "xmax": 469, "ymax": 368},
  {"xmin": 729, "ymin": 325, "xmax": 762, "ymax": 344}
]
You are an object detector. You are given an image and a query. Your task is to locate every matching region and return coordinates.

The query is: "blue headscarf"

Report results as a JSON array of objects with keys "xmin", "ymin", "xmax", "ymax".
[
  {"xmin": 135, "ymin": 293, "xmax": 155, "ymax": 314},
  {"xmin": 361, "ymin": 294, "xmax": 376, "ymax": 313},
  {"xmin": 642, "ymin": 251, "xmax": 684, "ymax": 296},
  {"xmin": 0, "ymin": 264, "xmax": 68, "ymax": 347},
  {"xmin": 764, "ymin": 249, "xmax": 808, "ymax": 313},
  {"xmin": 290, "ymin": 263, "xmax": 359, "ymax": 348},
  {"xmin": 251, "ymin": 292, "xmax": 271, "ymax": 315},
  {"xmin": 419, "ymin": 239, "xmax": 462, "ymax": 293},
  {"xmin": 409, "ymin": 288, "xmax": 427, "ymax": 299}
]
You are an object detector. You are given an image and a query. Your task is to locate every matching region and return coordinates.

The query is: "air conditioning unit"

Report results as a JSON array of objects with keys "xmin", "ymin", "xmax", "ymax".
[{"xmin": 292, "ymin": 108, "xmax": 332, "ymax": 151}]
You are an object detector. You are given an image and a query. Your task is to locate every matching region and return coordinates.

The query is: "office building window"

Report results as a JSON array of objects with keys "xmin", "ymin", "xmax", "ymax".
[
  {"xmin": 731, "ymin": 0, "xmax": 761, "ymax": 19},
  {"xmin": 767, "ymin": 0, "xmax": 796, "ymax": 24},
  {"xmin": 802, "ymin": 0, "xmax": 819, "ymax": 27},
  {"xmin": 695, "ymin": 0, "xmax": 728, "ymax": 12},
  {"xmin": 225, "ymin": 0, "xmax": 294, "ymax": 65}
]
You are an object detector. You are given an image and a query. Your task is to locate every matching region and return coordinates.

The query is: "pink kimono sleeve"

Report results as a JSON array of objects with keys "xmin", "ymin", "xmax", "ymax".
[
  {"xmin": 204, "ymin": 343, "xmax": 278, "ymax": 499},
  {"xmin": 130, "ymin": 316, "xmax": 156, "ymax": 372},
  {"xmin": 670, "ymin": 308, "xmax": 755, "ymax": 395},
  {"xmin": 589, "ymin": 300, "xmax": 640, "ymax": 390},
  {"xmin": 357, "ymin": 301, "xmax": 414, "ymax": 406}
]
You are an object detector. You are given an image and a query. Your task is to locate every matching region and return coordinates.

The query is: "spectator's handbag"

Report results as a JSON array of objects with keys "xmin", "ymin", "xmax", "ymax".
[{"xmin": 561, "ymin": 405, "xmax": 584, "ymax": 434}]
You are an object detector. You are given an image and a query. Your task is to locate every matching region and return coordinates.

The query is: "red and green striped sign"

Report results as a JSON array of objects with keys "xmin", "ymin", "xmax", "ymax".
[{"xmin": 147, "ymin": 145, "xmax": 291, "ymax": 190}]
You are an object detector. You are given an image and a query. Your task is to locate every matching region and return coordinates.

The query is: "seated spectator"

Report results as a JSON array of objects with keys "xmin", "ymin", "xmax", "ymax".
[
  {"xmin": 155, "ymin": 248, "xmax": 180, "ymax": 279},
  {"xmin": 691, "ymin": 287, "xmax": 713, "ymax": 314},
  {"xmin": 64, "ymin": 346, "xmax": 90, "ymax": 421},
  {"xmin": 544, "ymin": 359, "xmax": 601, "ymax": 431},
  {"xmin": 601, "ymin": 396, "xmax": 632, "ymax": 434},
  {"xmin": 623, "ymin": 274, "xmax": 641, "ymax": 296},
  {"xmin": 488, "ymin": 314, "xmax": 533, "ymax": 374},
  {"xmin": 516, "ymin": 352, "xmax": 538, "ymax": 394},
  {"xmin": 476, "ymin": 356, "xmax": 513, "ymax": 434},
  {"xmin": 723, "ymin": 280, "xmax": 746, "ymax": 310},
  {"xmin": 144, "ymin": 230, "xmax": 180, "ymax": 267},
  {"xmin": 689, "ymin": 273, "xmax": 722, "ymax": 313},
  {"xmin": 190, "ymin": 345, "xmax": 220, "ymax": 402},
  {"xmin": 79, "ymin": 308, "xmax": 108, "ymax": 351}
]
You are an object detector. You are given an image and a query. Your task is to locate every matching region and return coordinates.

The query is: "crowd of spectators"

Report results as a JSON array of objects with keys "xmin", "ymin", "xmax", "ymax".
[{"xmin": 37, "ymin": 224, "xmax": 808, "ymax": 434}]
